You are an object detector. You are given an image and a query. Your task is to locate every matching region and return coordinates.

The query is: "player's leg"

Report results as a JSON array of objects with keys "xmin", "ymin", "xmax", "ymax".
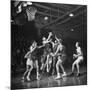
[
  {"xmin": 52, "ymin": 56, "xmax": 56, "ymax": 75},
  {"xmin": 40, "ymin": 56, "xmax": 45, "ymax": 70},
  {"xmin": 76, "ymin": 57, "xmax": 83, "ymax": 76},
  {"xmin": 76, "ymin": 63, "xmax": 80, "ymax": 76},
  {"xmin": 22, "ymin": 65, "xmax": 29, "ymax": 80},
  {"xmin": 46, "ymin": 54, "xmax": 50, "ymax": 73},
  {"xmin": 72, "ymin": 60, "xmax": 76, "ymax": 73},
  {"xmin": 60, "ymin": 63, "xmax": 67, "ymax": 77},
  {"xmin": 70, "ymin": 60, "xmax": 77, "ymax": 76},
  {"xmin": 58, "ymin": 56, "xmax": 67, "ymax": 77},
  {"xmin": 35, "ymin": 60, "xmax": 40, "ymax": 80},
  {"xmin": 55, "ymin": 59, "xmax": 61, "ymax": 79},
  {"xmin": 26, "ymin": 60, "xmax": 33, "ymax": 81}
]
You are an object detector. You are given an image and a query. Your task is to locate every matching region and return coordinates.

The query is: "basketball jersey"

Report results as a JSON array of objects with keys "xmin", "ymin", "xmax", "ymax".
[
  {"xmin": 58, "ymin": 45, "xmax": 66, "ymax": 57},
  {"xmin": 76, "ymin": 47, "xmax": 83, "ymax": 56},
  {"xmin": 31, "ymin": 47, "xmax": 38, "ymax": 60},
  {"xmin": 53, "ymin": 44, "xmax": 58, "ymax": 53}
]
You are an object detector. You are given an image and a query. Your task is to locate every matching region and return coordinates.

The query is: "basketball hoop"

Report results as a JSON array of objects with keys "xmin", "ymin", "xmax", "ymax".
[{"xmin": 26, "ymin": 7, "xmax": 37, "ymax": 21}]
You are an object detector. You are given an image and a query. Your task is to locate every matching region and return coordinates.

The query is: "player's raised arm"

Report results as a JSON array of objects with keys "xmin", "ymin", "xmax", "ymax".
[
  {"xmin": 24, "ymin": 51, "xmax": 31, "ymax": 58},
  {"xmin": 46, "ymin": 32, "xmax": 52, "ymax": 42}
]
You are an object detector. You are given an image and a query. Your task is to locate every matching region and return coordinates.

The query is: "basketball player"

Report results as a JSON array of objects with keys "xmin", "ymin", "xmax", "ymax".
[
  {"xmin": 50, "ymin": 39, "xmax": 59, "ymax": 75},
  {"xmin": 54, "ymin": 39, "xmax": 67, "ymax": 79},
  {"xmin": 22, "ymin": 41, "xmax": 40, "ymax": 81},
  {"xmin": 71, "ymin": 42, "xmax": 83, "ymax": 76},
  {"xmin": 40, "ymin": 32, "xmax": 53, "ymax": 71}
]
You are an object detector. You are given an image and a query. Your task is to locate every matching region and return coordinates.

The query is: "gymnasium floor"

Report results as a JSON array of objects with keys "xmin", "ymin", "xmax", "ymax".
[{"xmin": 11, "ymin": 66, "xmax": 87, "ymax": 89}]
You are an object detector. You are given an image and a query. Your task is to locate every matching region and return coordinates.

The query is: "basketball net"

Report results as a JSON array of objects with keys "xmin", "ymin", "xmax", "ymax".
[{"xmin": 26, "ymin": 7, "xmax": 37, "ymax": 21}]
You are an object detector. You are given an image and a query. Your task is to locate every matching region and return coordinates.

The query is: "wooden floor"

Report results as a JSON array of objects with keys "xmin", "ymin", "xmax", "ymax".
[{"xmin": 11, "ymin": 66, "xmax": 87, "ymax": 89}]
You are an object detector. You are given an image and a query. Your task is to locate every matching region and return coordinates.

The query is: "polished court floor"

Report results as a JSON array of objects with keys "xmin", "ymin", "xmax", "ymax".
[{"xmin": 11, "ymin": 66, "xmax": 87, "ymax": 89}]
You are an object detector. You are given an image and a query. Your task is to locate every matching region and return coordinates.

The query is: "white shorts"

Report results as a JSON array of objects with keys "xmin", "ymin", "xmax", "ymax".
[
  {"xmin": 26, "ymin": 58, "xmax": 33, "ymax": 66},
  {"xmin": 74, "ymin": 56, "xmax": 83, "ymax": 64}
]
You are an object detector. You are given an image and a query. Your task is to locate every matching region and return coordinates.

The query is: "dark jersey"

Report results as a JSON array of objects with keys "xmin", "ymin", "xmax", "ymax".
[
  {"xmin": 60, "ymin": 45, "xmax": 66, "ymax": 56},
  {"xmin": 53, "ymin": 44, "xmax": 58, "ymax": 53},
  {"xmin": 59, "ymin": 45, "xmax": 67, "ymax": 61},
  {"xmin": 31, "ymin": 47, "xmax": 39, "ymax": 60}
]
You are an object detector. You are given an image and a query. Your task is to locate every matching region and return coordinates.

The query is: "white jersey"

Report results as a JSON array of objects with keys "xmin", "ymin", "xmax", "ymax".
[
  {"xmin": 26, "ymin": 58, "xmax": 32, "ymax": 65},
  {"xmin": 76, "ymin": 47, "xmax": 83, "ymax": 56},
  {"xmin": 75, "ymin": 47, "xmax": 83, "ymax": 62}
]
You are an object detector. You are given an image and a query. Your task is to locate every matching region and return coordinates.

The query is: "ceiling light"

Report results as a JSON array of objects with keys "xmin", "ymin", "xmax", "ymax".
[
  {"xmin": 69, "ymin": 13, "xmax": 74, "ymax": 17},
  {"xmin": 44, "ymin": 16, "xmax": 48, "ymax": 20},
  {"xmin": 71, "ymin": 29, "xmax": 74, "ymax": 31},
  {"xmin": 27, "ymin": 1, "xmax": 32, "ymax": 5},
  {"xmin": 23, "ymin": 3, "xmax": 27, "ymax": 7}
]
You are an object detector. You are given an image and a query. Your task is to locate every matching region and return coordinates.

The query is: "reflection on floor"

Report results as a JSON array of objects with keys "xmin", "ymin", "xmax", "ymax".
[{"xmin": 11, "ymin": 67, "xmax": 87, "ymax": 89}]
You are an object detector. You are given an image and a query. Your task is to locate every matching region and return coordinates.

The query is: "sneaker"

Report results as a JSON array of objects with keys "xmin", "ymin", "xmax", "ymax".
[
  {"xmin": 36, "ymin": 77, "xmax": 40, "ymax": 80},
  {"xmin": 62, "ymin": 72, "xmax": 67, "ymax": 77},
  {"xmin": 37, "ymin": 73, "xmax": 40, "ymax": 77},
  {"xmin": 70, "ymin": 72, "xmax": 74, "ymax": 76},
  {"xmin": 36, "ymin": 73, "xmax": 40, "ymax": 80},
  {"xmin": 55, "ymin": 75, "xmax": 62, "ymax": 79},
  {"xmin": 26, "ymin": 76, "xmax": 30, "ymax": 81},
  {"xmin": 77, "ymin": 73, "xmax": 80, "ymax": 77}
]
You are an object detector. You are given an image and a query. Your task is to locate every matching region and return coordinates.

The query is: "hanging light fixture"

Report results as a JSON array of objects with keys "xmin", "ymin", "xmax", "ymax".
[
  {"xmin": 26, "ymin": 1, "xmax": 32, "ymax": 5},
  {"xmin": 44, "ymin": 16, "xmax": 48, "ymax": 20},
  {"xmin": 69, "ymin": 13, "xmax": 74, "ymax": 17},
  {"xmin": 71, "ymin": 29, "xmax": 74, "ymax": 31}
]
